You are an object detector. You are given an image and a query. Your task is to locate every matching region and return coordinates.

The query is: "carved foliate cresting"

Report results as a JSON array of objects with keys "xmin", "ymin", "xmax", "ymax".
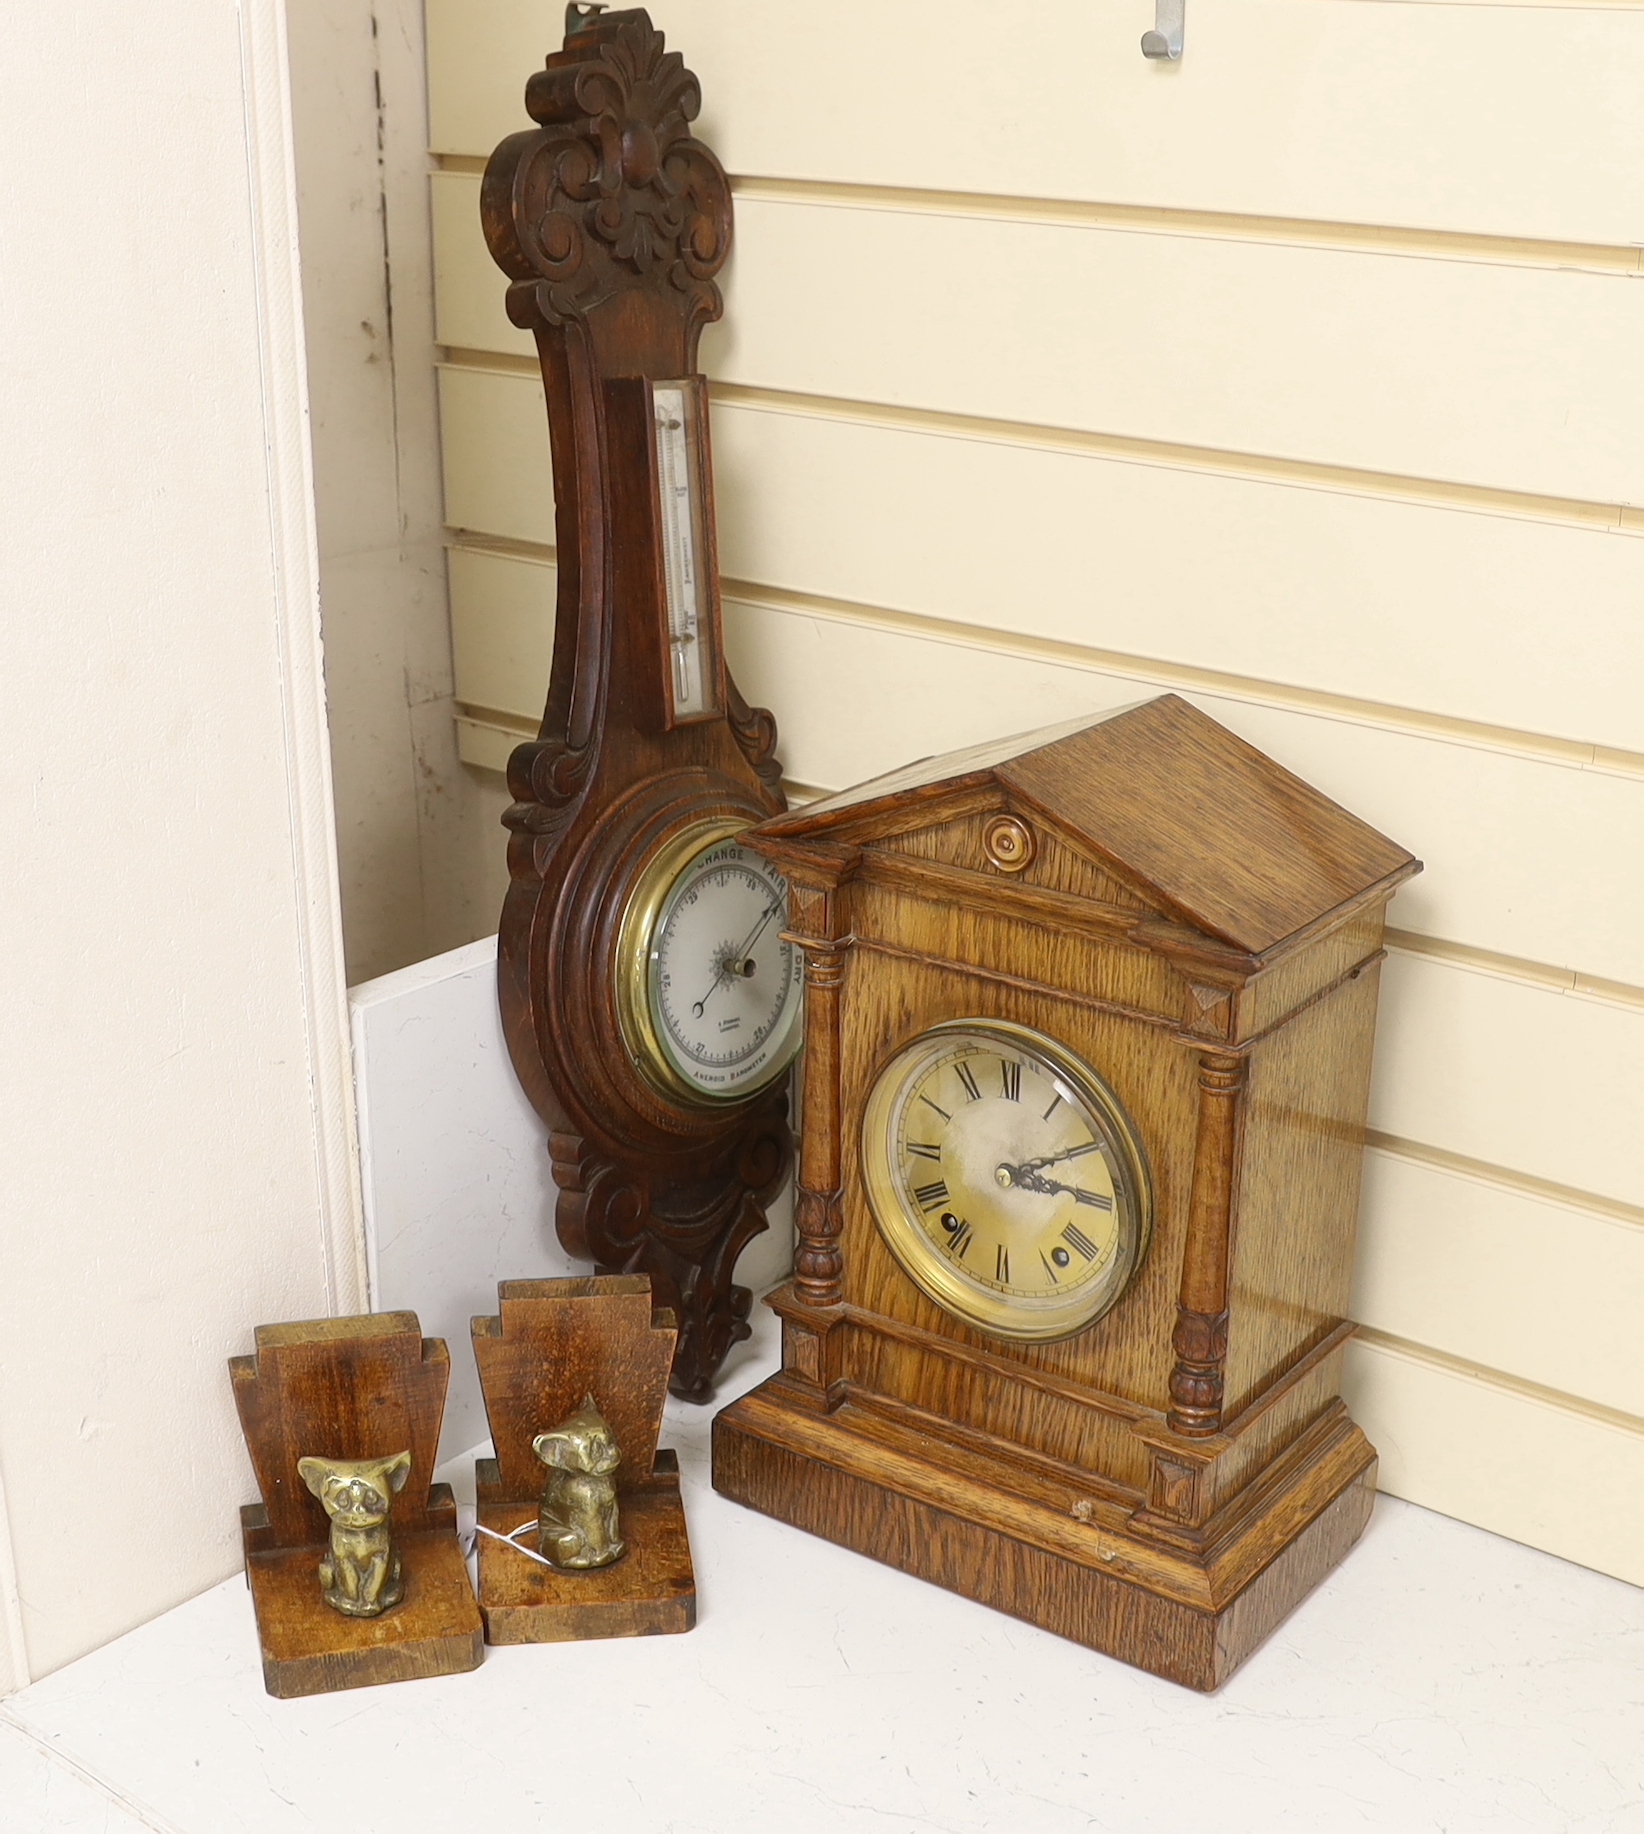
[{"xmin": 483, "ymin": 9, "xmax": 732, "ymax": 334}]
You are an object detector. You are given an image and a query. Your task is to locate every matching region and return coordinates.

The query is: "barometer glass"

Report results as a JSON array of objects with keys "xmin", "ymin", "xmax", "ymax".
[{"xmin": 620, "ymin": 820, "xmax": 803, "ymax": 1103}]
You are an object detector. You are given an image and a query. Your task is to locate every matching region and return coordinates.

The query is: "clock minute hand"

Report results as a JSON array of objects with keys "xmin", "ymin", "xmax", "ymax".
[
  {"xmin": 1017, "ymin": 1140, "xmax": 1105, "ymax": 1175},
  {"xmin": 1007, "ymin": 1167, "xmax": 1108, "ymax": 1207}
]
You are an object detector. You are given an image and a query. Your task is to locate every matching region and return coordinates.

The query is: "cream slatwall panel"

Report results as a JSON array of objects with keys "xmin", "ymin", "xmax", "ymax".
[
  {"xmin": 714, "ymin": 199, "xmax": 1644, "ymax": 507},
  {"xmin": 426, "ymin": 0, "xmax": 1644, "ymax": 248},
  {"xmin": 432, "ymin": 174, "xmax": 1644, "ymax": 505},
  {"xmin": 1369, "ymin": 953, "xmax": 1644, "ymax": 1207},
  {"xmin": 446, "ymin": 544, "xmax": 1644, "ymax": 984},
  {"xmin": 1353, "ymin": 1149, "xmax": 1644, "ymax": 1419},
  {"xmin": 445, "ymin": 547, "xmax": 1644, "ymax": 981},
  {"xmin": 430, "ymin": 175, "xmax": 532, "ymax": 359},
  {"xmin": 441, "ymin": 364, "xmax": 1644, "ymax": 755},
  {"xmin": 426, "ymin": 1, "xmax": 1644, "ymax": 1584},
  {"xmin": 1345, "ymin": 1339, "xmax": 1644, "ymax": 1587},
  {"xmin": 447, "ymin": 548, "xmax": 551, "ymax": 719},
  {"xmin": 437, "ymin": 369, "xmax": 553, "ymax": 546}
]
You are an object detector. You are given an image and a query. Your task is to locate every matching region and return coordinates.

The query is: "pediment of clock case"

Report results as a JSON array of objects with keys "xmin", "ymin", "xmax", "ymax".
[
  {"xmin": 751, "ymin": 695, "xmax": 1418, "ymax": 962},
  {"xmin": 876, "ymin": 804, "xmax": 1155, "ymax": 917}
]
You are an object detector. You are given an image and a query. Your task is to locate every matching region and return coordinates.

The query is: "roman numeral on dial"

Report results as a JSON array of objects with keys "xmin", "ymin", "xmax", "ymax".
[
  {"xmin": 1000, "ymin": 1060, "xmax": 1021, "ymax": 1100},
  {"xmin": 914, "ymin": 1179, "xmax": 949, "ymax": 1212},
  {"xmin": 1063, "ymin": 1222, "xmax": 1099, "ymax": 1261},
  {"xmin": 955, "ymin": 1061, "xmax": 982, "ymax": 1103},
  {"xmin": 905, "ymin": 1140, "xmax": 941, "ymax": 1161},
  {"xmin": 1073, "ymin": 1189, "xmax": 1114, "ymax": 1210},
  {"xmin": 995, "ymin": 1244, "xmax": 1011, "ymax": 1284}
]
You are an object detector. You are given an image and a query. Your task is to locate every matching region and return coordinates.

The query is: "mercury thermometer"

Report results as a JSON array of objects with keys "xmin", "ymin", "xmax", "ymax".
[{"xmin": 652, "ymin": 382, "xmax": 713, "ymax": 721}]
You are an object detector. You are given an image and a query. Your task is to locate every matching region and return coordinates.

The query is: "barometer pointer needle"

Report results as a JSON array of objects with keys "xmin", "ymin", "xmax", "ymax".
[{"xmin": 691, "ymin": 899, "xmax": 781, "ymax": 1019}]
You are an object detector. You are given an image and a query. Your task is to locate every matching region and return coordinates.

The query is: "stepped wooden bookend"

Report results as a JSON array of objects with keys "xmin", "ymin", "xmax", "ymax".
[
  {"xmin": 230, "ymin": 1312, "xmax": 483, "ymax": 1699},
  {"xmin": 471, "ymin": 1275, "xmax": 695, "ymax": 1644}
]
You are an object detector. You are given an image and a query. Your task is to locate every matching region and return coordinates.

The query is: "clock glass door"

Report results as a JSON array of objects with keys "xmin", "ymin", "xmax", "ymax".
[{"xmin": 861, "ymin": 1020, "xmax": 1152, "ymax": 1341}]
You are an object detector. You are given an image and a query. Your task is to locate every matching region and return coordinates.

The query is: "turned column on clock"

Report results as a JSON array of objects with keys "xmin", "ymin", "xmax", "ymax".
[
  {"xmin": 786, "ymin": 872, "xmax": 852, "ymax": 1308},
  {"xmin": 1167, "ymin": 1050, "xmax": 1248, "ymax": 1436}
]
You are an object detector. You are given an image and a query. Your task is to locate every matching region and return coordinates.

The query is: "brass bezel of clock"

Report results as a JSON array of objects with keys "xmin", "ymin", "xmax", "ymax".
[
  {"xmin": 616, "ymin": 815, "xmax": 803, "ymax": 1109},
  {"xmin": 860, "ymin": 1020, "xmax": 1152, "ymax": 1342}
]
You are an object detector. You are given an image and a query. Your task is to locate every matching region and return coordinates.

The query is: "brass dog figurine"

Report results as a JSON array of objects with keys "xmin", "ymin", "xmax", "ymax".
[
  {"xmin": 297, "ymin": 1449, "xmax": 412, "ymax": 1617},
  {"xmin": 533, "ymin": 1397, "xmax": 625, "ymax": 1570}
]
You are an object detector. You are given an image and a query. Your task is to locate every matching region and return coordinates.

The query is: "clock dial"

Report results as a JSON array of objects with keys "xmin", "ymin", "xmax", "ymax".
[
  {"xmin": 620, "ymin": 820, "xmax": 803, "ymax": 1104},
  {"xmin": 861, "ymin": 1022, "xmax": 1151, "ymax": 1341}
]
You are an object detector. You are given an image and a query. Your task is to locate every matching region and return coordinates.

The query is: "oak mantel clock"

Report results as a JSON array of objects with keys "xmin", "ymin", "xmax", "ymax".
[
  {"xmin": 481, "ymin": 8, "xmax": 797, "ymax": 1399},
  {"xmin": 712, "ymin": 695, "xmax": 1420, "ymax": 1689}
]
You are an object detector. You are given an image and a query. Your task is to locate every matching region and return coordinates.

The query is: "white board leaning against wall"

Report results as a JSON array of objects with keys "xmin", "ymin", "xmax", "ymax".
[
  {"xmin": 422, "ymin": 0, "xmax": 1644, "ymax": 1589},
  {"xmin": 0, "ymin": 0, "xmax": 360, "ymax": 1687}
]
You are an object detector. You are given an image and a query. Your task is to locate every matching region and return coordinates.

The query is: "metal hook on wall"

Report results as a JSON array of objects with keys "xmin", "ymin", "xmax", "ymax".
[{"xmin": 1141, "ymin": 0, "xmax": 1184, "ymax": 61}]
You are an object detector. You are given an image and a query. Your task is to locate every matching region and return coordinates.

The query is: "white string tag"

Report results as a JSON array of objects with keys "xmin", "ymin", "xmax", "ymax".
[{"xmin": 472, "ymin": 1518, "xmax": 562, "ymax": 1571}]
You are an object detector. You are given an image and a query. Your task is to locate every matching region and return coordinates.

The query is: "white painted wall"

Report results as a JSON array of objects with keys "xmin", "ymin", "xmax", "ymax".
[
  {"xmin": 284, "ymin": 0, "xmax": 509, "ymax": 984},
  {"xmin": 350, "ymin": 936, "xmax": 794, "ymax": 1466},
  {"xmin": 0, "ymin": 1, "xmax": 359, "ymax": 1686}
]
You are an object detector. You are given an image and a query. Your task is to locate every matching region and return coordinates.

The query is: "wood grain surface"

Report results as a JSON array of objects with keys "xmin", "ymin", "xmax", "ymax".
[
  {"xmin": 475, "ymin": 1462, "xmax": 695, "ymax": 1645},
  {"xmin": 479, "ymin": 7, "xmax": 795, "ymax": 1399},
  {"xmin": 715, "ymin": 697, "xmax": 1412, "ymax": 1686},
  {"xmin": 229, "ymin": 1312, "xmax": 482, "ymax": 1697},
  {"xmin": 470, "ymin": 1275, "xmax": 695, "ymax": 1644}
]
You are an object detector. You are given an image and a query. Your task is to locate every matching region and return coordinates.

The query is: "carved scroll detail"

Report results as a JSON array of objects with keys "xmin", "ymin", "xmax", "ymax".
[
  {"xmin": 483, "ymin": 10, "xmax": 732, "ymax": 336},
  {"xmin": 549, "ymin": 1092, "xmax": 791, "ymax": 1401},
  {"xmin": 726, "ymin": 681, "xmax": 785, "ymax": 798}
]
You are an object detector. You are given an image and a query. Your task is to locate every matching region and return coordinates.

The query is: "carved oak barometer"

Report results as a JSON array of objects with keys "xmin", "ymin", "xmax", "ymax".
[
  {"xmin": 713, "ymin": 697, "xmax": 1420, "ymax": 1689},
  {"xmin": 482, "ymin": 8, "xmax": 798, "ymax": 1399}
]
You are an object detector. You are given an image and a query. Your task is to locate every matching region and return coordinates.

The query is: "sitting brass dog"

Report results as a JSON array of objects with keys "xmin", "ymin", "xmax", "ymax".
[
  {"xmin": 533, "ymin": 1397, "xmax": 625, "ymax": 1570},
  {"xmin": 297, "ymin": 1449, "xmax": 412, "ymax": 1617}
]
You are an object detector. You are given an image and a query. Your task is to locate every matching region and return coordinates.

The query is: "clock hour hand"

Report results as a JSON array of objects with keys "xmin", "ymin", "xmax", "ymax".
[{"xmin": 997, "ymin": 1164, "xmax": 1110, "ymax": 1208}]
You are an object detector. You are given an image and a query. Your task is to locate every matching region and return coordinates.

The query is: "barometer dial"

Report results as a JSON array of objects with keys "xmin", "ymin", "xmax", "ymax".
[
  {"xmin": 860, "ymin": 1021, "xmax": 1152, "ymax": 1341},
  {"xmin": 619, "ymin": 820, "xmax": 803, "ymax": 1104}
]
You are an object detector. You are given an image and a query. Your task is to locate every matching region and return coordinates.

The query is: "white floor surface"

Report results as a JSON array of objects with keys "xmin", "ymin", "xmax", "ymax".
[{"xmin": 3, "ymin": 1304, "xmax": 1640, "ymax": 1834}]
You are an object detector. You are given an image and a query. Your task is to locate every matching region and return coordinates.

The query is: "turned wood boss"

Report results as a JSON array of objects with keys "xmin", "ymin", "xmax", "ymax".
[
  {"xmin": 481, "ymin": 9, "xmax": 798, "ymax": 1399},
  {"xmin": 713, "ymin": 695, "xmax": 1420, "ymax": 1691}
]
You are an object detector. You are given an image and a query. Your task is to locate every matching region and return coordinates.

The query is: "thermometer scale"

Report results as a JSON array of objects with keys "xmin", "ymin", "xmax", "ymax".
[{"xmin": 647, "ymin": 378, "xmax": 721, "ymax": 725}]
